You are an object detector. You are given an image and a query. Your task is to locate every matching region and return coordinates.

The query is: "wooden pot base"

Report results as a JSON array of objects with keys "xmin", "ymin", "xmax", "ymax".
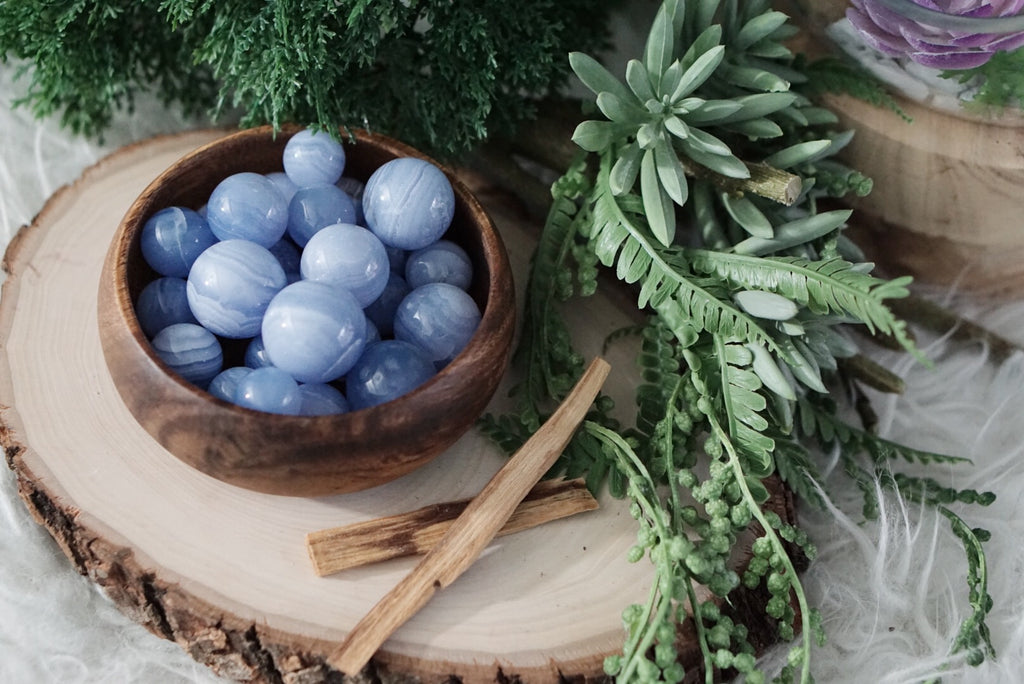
[{"xmin": 0, "ymin": 131, "xmax": 790, "ymax": 683}]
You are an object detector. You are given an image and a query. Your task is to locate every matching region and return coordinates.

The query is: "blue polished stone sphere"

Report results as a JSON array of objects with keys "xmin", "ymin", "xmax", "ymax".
[
  {"xmin": 296, "ymin": 383, "xmax": 349, "ymax": 416},
  {"xmin": 346, "ymin": 340, "xmax": 437, "ymax": 410},
  {"xmin": 336, "ymin": 176, "xmax": 365, "ymax": 224},
  {"xmin": 363, "ymin": 157, "xmax": 455, "ymax": 250},
  {"xmin": 234, "ymin": 367, "xmax": 303, "ymax": 415},
  {"xmin": 364, "ymin": 316, "xmax": 381, "ymax": 346},
  {"xmin": 405, "ymin": 239, "xmax": 473, "ymax": 290},
  {"xmin": 268, "ymin": 238, "xmax": 302, "ymax": 284},
  {"xmin": 244, "ymin": 335, "xmax": 274, "ymax": 369},
  {"xmin": 206, "ymin": 172, "xmax": 289, "ymax": 247},
  {"xmin": 265, "ymin": 171, "xmax": 299, "ymax": 205},
  {"xmin": 135, "ymin": 276, "xmax": 198, "ymax": 338},
  {"xmin": 261, "ymin": 280, "xmax": 367, "ymax": 383},
  {"xmin": 287, "ymin": 184, "xmax": 357, "ymax": 247},
  {"xmin": 364, "ymin": 271, "xmax": 410, "ymax": 337},
  {"xmin": 151, "ymin": 323, "xmax": 223, "ymax": 388},
  {"xmin": 300, "ymin": 223, "xmax": 389, "ymax": 308},
  {"xmin": 283, "ymin": 129, "xmax": 346, "ymax": 188},
  {"xmin": 186, "ymin": 240, "xmax": 287, "ymax": 339},
  {"xmin": 208, "ymin": 366, "xmax": 253, "ymax": 403},
  {"xmin": 140, "ymin": 206, "xmax": 217, "ymax": 278},
  {"xmin": 394, "ymin": 282, "xmax": 481, "ymax": 367}
]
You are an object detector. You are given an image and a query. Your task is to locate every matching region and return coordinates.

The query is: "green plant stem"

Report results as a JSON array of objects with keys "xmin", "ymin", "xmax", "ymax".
[{"xmin": 708, "ymin": 414, "xmax": 813, "ymax": 684}]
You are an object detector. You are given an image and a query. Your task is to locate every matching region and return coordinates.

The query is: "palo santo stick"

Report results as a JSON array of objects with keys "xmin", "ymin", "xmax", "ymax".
[
  {"xmin": 306, "ymin": 478, "xmax": 598, "ymax": 576},
  {"xmin": 327, "ymin": 357, "xmax": 611, "ymax": 676}
]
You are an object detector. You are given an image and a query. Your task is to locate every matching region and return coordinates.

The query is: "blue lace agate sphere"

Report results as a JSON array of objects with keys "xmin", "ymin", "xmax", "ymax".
[
  {"xmin": 346, "ymin": 340, "xmax": 437, "ymax": 410},
  {"xmin": 405, "ymin": 239, "xmax": 473, "ymax": 290},
  {"xmin": 135, "ymin": 277, "xmax": 197, "ymax": 338},
  {"xmin": 234, "ymin": 367, "xmax": 302, "ymax": 415},
  {"xmin": 364, "ymin": 316, "xmax": 381, "ymax": 346},
  {"xmin": 364, "ymin": 271, "xmax": 411, "ymax": 337},
  {"xmin": 336, "ymin": 176, "xmax": 365, "ymax": 224},
  {"xmin": 140, "ymin": 207, "xmax": 217, "ymax": 278},
  {"xmin": 206, "ymin": 172, "xmax": 289, "ymax": 247},
  {"xmin": 261, "ymin": 280, "xmax": 367, "ymax": 383},
  {"xmin": 283, "ymin": 129, "xmax": 346, "ymax": 188},
  {"xmin": 300, "ymin": 223, "xmax": 390, "ymax": 307},
  {"xmin": 394, "ymin": 282, "xmax": 481, "ymax": 367},
  {"xmin": 265, "ymin": 171, "xmax": 299, "ymax": 205},
  {"xmin": 151, "ymin": 323, "xmax": 223, "ymax": 387},
  {"xmin": 186, "ymin": 240, "xmax": 287, "ymax": 339},
  {"xmin": 244, "ymin": 335, "xmax": 274, "ymax": 369},
  {"xmin": 208, "ymin": 366, "xmax": 253, "ymax": 403},
  {"xmin": 363, "ymin": 158, "xmax": 455, "ymax": 250},
  {"xmin": 287, "ymin": 184, "xmax": 357, "ymax": 247},
  {"xmin": 296, "ymin": 383, "xmax": 349, "ymax": 416},
  {"xmin": 268, "ymin": 238, "xmax": 302, "ymax": 284}
]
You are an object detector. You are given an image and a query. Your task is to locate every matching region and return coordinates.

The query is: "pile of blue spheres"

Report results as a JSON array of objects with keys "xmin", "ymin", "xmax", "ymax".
[{"xmin": 136, "ymin": 129, "xmax": 481, "ymax": 416}]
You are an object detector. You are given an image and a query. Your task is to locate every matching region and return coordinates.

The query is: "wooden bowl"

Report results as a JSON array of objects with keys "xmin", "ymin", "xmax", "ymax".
[{"xmin": 97, "ymin": 125, "xmax": 515, "ymax": 497}]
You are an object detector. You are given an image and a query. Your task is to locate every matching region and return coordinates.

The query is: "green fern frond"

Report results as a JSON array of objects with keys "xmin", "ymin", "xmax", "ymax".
[
  {"xmin": 773, "ymin": 439, "xmax": 827, "ymax": 510},
  {"xmin": 708, "ymin": 335, "xmax": 776, "ymax": 475},
  {"xmin": 586, "ymin": 160, "xmax": 783, "ymax": 355},
  {"xmin": 684, "ymin": 250, "xmax": 919, "ymax": 355}
]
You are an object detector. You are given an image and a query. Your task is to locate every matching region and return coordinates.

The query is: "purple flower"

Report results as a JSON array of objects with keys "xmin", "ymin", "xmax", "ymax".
[{"xmin": 847, "ymin": 0, "xmax": 1024, "ymax": 68}]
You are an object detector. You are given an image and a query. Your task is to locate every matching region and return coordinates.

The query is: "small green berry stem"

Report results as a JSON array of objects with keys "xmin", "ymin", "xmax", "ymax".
[
  {"xmin": 584, "ymin": 421, "xmax": 691, "ymax": 683},
  {"xmin": 707, "ymin": 413, "xmax": 814, "ymax": 684}
]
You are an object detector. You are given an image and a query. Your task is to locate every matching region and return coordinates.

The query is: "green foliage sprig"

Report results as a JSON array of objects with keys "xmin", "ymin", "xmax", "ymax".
[
  {"xmin": 0, "ymin": 0, "xmax": 620, "ymax": 155},
  {"xmin": 484, "ymin": 1, "xmax": 996, "ymax": 681}
]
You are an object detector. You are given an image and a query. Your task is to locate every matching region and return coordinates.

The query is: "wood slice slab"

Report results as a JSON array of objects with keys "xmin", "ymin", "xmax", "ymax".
[
  {"xmin": 0, "ymin": 131, "xmax": 791, "ymax": 683},
  {"xmin": 823, "ymin": 91, "xmax": 1024, "ymax": 297}
]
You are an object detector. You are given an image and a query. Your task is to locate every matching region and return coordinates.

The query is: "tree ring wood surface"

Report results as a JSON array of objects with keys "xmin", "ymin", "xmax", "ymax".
[{"xmin": 0, "ymin": 131, "xmax": 792, "ymax": 683}]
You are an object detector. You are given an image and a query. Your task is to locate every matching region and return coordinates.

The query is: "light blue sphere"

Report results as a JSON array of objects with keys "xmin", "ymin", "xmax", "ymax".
[
  {"xmin": 346, "ymin": 340, "xmax": 437, "ymax": 410},
  {"xmin": 244, "ymin": 335, "xmax": 274, "ymax": 369},
  {"xmin": 296, "ymin": 383, "xmax": 349, "ymax": 416},
  {"xmin": 265, "ymin": 171, "xmax": 299, "ymax": 205},
  {"xmin": 364, "ymin": 271, "xmax": 410, "ymax": 337},
  {"xmin": 405, "ymin": 239, "xmax": 473, "ymax": 290},
  {"xmin": 300, "ymin": 223, "xmax": 390, "ymax": 307},
  {"xmin": 287, "ymin": 184, "xmax": 357, "ymax": 247},
  {"xmin": 234, "ymin": 367, "xmax": 302, "ymax": 415},
  {"xmin": 206, "ymin": 172, "xmax": 289, "ymax": 247},
  {"xmin": 261, "ymin": 280, "xmax": 367, "ymax": 383},
  {"xmin": 186, "ymin": 240, "xmax": 287, "ymax": 339},
  {"xmin": 336, "ymin": 176, "xmax": 365, "ymax": 224},
  {"xmin": 135, "ymin": 277, "xmax": 197, "ymax": 338},
  {"xmin": 283, "ymin": 129, "xmax": 346, "ymax": 188},
  {"xmin": 394, "ymin": 282, "xmax": 481, "ymax": 367},
  {"xmin": 140, "ymin": 206, "xmax": 217, "ymax": 278},
  {"xmin": 151, "ymin": 323, "xmax": 223, "ymax": 388},
  {"xmin": 208, "ymin": 366, "xmax": 253, "ymax": 403},
  {"xmin": 363, "ymin": 157, "xmax": 455, "ymax": 250},
  {"xmin": 364, "ymin": 316, "xmax": 381, "ymax": 346},
  {"xmin": 267, "ymin": 238, "xmax": 302, "ymax": 284}
]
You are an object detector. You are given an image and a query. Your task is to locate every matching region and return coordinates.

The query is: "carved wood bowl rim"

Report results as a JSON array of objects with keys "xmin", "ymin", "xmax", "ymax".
[{"xmin": 97, "ymin": 125, "xmax": 515, "ymax": 498}]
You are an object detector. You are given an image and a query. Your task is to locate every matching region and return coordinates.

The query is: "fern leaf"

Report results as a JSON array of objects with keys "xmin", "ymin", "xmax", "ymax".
[
  {"xmin": 684, "ymin": 249, "xmax": 919, "ymax": 354},
  {"xmin": 713, "ymin": 335, "xmax": 776, "ymax": 474}
]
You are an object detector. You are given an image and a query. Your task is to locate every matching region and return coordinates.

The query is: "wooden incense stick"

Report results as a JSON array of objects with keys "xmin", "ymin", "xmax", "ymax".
[
  {"xmin": 306, "ymin": 478, "xmax": 598, "ymax": 576},
  {"xmin": 327, "ymin": 357, "xmax": 611, "ymax": 676}
]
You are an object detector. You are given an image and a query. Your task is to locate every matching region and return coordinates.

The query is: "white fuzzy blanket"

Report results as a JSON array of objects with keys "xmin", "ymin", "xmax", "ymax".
[{"xmin": 3, "ymin": 62, "xmax": 1024, "ymax": 684}]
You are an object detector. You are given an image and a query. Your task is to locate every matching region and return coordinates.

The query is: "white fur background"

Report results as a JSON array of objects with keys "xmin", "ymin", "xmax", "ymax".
[{"xmin": 3, "ymin": 43, "xmax": 1024, "ymax": 684}]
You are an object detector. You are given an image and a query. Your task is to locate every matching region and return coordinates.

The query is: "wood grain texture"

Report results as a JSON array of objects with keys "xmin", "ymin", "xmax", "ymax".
[
  {"xmin": 0, "ymin": 131, "xmax": 794, "ymax": 683},
  {"xmin": 307, "ymin": 478, "xmax": 598, "ymax": 575},
  {"xmin": 96, "ymin": 126, "xmax": 515, "ymax": 497},
  {"xmin": 823, "ymin": 91, "xmax": 1024, "ymax": 295},
  {"xmin": 328, "ymin": 358, "xmax": 611, "ymax": 675}
]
